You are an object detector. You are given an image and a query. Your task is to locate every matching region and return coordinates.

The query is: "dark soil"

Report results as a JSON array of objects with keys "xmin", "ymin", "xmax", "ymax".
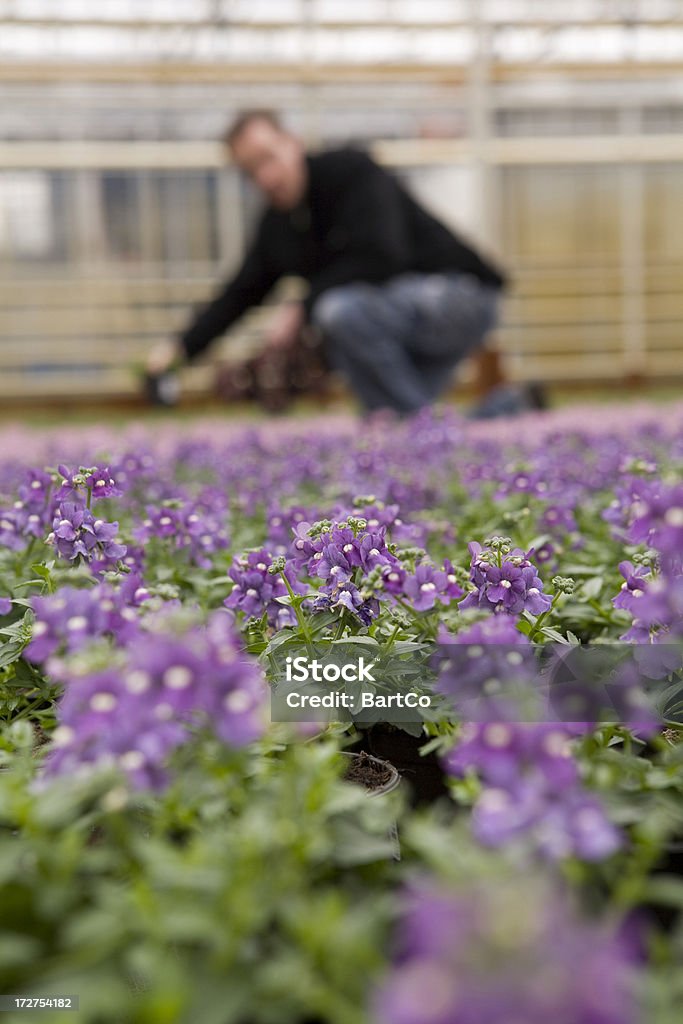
[
  {"xmin": 343, "ymin": 751, "xmax": 394, "ymax": 791},
  {"xmin": 359, "ymin": 724, "xmax": 451, "ymax": 805}
]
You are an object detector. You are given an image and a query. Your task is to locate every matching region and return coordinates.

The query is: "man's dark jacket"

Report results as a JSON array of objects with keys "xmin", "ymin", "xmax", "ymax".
[{"xmin": 180, "ymin": 147, "xmax": 507, "ymax": 360}]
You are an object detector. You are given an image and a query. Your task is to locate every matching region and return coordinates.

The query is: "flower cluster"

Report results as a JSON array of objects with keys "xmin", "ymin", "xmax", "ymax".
[
  {"xmin": 265, "ymin": 504, "xmax": 312, "ymax": 556},
  {"xmin": 289, "ymin": 518, "xmax": 401, "ymax": 624},
  {"xmin": 0, "ymin": 402, "xmax": 682, "ymax": 1018},
  {"xmin": 224, "ymin": 548, "xmax": 304, "ymax": 627},
  {"xmin": 346, "ymin": 499, "xmax": 430, "ymax": 548},
  {"xmin": 628, "ymin": 479, "xmax": 683, "ymax": 574},
  {"xmin": 402, "ymin": 560, "xmax": 463, "ymax": 612},
  {"xmin": 133, "ymin": 492, "xmax": 229, "ymax": 568},
  {"xmin": 55, "ymin": 463, "xmax": 123, "ymax": 501},
  {"xmin": 287, "ymin": 518, "xmax": 463, "ymax": 621},
  {"xmin": 44, "ymin": 609, "xmax": 267, "ymax": 789},
  {"xmin": 48, "ymin": 502, "xmax": 126, "ymax": 566},
  {"xmin": 26, "ymin": 576, "xmax": 151, "ymax": 664},
  {"xmin": 614, "ymin": 558, "xmax": 653, "ymax": 642},
  {"xmin": 602, "ymin": 473, "xmax": 653, "ymax": 542},
  {"xmin": 374, "ymin": 880, "xmax": 639, "ymax": 1024},
  {"xmin": 35, "ymin": 463, "xmax": 129, "ymax": 569},
  {"xmin": 612, "ymin": 477, "xmax": 683, "ymax": 641},
  {"xmin": 445, "ymin": 721, "xmax": 621, "ymax": 861},
  {"xmin": 0, "ymin": 467, "xmax": 53, "ymax": 552},
  {"xmin": 459, "ymin": 538, "xmax": 552, "ymax": 616},
  {"xmin": 434, "ymin": 616, "xmax": 537, "ymax": 720}
]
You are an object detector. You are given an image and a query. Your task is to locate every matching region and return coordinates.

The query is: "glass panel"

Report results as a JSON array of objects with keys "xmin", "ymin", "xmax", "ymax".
[
  {"xmin": 0, "ymin": 171, "xmax": 71, "ymax": 264},
  {"xmin": 97, "ymin": 170, "xmax": 219, "ymax": 268},
  {"xmin": 644, "ymin": 165, "xmax": 683, "ymax": 261},
  {"xmin": 502, "ymin": 166, "xmax": 619, "ymax": 266},
  {"xmin": 101, "ymin": 172, "xmax": 141, "ymax": 262}
]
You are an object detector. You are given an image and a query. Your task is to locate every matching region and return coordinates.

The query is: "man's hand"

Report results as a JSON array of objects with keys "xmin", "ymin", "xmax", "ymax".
[
  {"xmin": 146, "ymin": 339, "xmax": 183, "ymax": 376},
  {"xmin": 263, "ymin": 301, "xmax": 305, "ymax": 351},
  {"xmin": 144, "ymin": 340, "xmax": 183, "ymax": 406}
]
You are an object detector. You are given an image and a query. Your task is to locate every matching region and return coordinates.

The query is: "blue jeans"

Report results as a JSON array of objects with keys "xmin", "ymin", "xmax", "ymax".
[{"xmin": 310, "ymin": 272, "xmax": 500, "ymax": 413}]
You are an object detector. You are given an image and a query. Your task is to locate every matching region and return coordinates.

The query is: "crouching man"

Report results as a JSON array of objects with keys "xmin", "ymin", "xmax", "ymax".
[{"xmin": 146, "ymin": 110, "xmax": 507, "ymax": 415}]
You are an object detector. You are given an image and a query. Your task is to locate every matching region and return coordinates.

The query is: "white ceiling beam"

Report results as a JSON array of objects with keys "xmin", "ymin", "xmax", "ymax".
[{"xmin": 3, "ymin": 134, "xmax": 683, "ymax": 169}]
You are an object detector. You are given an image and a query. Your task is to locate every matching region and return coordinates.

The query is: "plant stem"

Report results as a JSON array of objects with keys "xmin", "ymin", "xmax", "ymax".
[
  {"xmin": 528, "ymin": 591, "xmax": 562, "ymax": 642},
  {"xmin": 279, "ymin": 570, "xmax": 313, "ymax": 646},
  {"xmin": 384, "ymin": 621, "xmax": 402, "ymax": 653},
  {"xmin": 334, "ymin": 612, "xmax": 348, "ymax": 641}
]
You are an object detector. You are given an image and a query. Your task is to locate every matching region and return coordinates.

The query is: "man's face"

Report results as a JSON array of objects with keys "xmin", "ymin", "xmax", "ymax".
[{"xmin": 230, "ymin": 119, "xmax": 307, "ymax": 211}]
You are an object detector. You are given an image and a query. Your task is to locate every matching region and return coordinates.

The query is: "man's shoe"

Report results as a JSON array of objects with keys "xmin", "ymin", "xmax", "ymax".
[
  {"xmin": 468, "ymin": 382, "xmax": 548, "ymax": 420},
  {"xmin": 144, "ymin": 370, "xmax": 180, "ymax": 407},
  {"xmin": 524, "ymin": 382, "xmax": 548, "ymax": 411}
]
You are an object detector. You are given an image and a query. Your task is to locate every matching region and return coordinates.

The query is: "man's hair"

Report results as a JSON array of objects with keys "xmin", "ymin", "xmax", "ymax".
[{"xmin": 223, "ymin": 109, "xmax": 283, "ymax": 148}]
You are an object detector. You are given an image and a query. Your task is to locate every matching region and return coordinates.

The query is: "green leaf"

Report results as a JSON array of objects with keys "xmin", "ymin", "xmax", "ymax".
[
  {"xmin": 330, "ymin": 635, "xmax": 380, "ymax": 648},
  {"xmin": 260, "ymin": 629, "xmax": 299, "ymax": 658},
  {"xmin": 643, "ymin": 875, "xmax": 683, "ymax": 908},
  {"xmin": 581, "ymin": 576, "xmax": 604, "ymax": 600},
  {"xmin": 0, "ymin": 642, "xmax": 23, "ymax": 670},
  {"xmin": 386, "ymin": 640, "xmax": 431, "ymax": 654},
  {"xmin": 538, "ymin": 626, "xmax": 569, "ymax": 644},
  {"xmin": 562, "ymin": 565, "xmax": 607, "ymax": 577},
  {"xmin": 30, "ymin": 563, "xmax": 53, "ymax": 581}
]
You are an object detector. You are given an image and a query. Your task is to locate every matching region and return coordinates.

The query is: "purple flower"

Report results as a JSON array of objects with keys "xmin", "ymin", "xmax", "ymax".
[
  {"xmin": 225, "ymin": 549, "xmax": 303, "ymax": 626},
  {"xmin": 445, "ymin": 721, "xmax": 621, "ymax": 862},
  {"xmin": 55, "ymin": 463, "xmax": 123, "ymax": 501},
  {"xmin": 331, "ymin": 583, "xmax": 380, "ymax": 626},
  {"xmin": 381, "ymin": 565, "xmax": 407, "ymax": 595},
  {"xmin": 0, "ymin": 467, "xmax": 54, "ymax": 551},
  {"xmin": 460, "ymin": 541, "xmax": 552, "ymax": 616},
  {"xmin": 133, "ymin": 494, "xmax": 229, "ymax": 568},
  {"xmin": 623, "ymin": 574, "xmax": 683, "ymax": 642},
  {"xmin": 26, "ymin": 578, "xmax": 149, "ymax": 663},
  {"xmin": 47, "ymin": 501, "xmax": 126, "ymax": 565},
  {"xmin": 472, "ymin": 779, "xmax": 621, "ymax": 861},
  {"xmin": 540, "ymin": 503, "xmax": 578, "ymax": 537},
  {"xmin": 316, "ymin": 540, "xmax": 355, "ymax": 586},
  {"xmin": 0, "ymin": 597, "xmax": 11, "ymax": 616},
  {"xmin": 18, "ymin": 467, "xmax": 53, "ymax": 506},
  {"xmin": 295, "ymin": 520, "xmax": 402, "ymax": 623},
  {"xmin": 628, "ymin": 481, "xmax": 683, "ymax": 568},
  {"xmin": 374, "ymin": 880, "xmax": 640, "ymax": 1024},
  {"xmin": 533, "ymin": 538, "xmax": 559, "ymax": 569},
  {"xmin": 446, "ymin": 722, "xmax": 579, "ymax": 791},
  {"xmin": 266, "ymin": 505, "xmax": 312, "ymax": 555},
  {"xmin": 288, "ymin": 520, "xmax": 323, "ymax": 573},
  {"xmin": 402, "ymin": 560, "xmax": 463, "ymax": 612},
  {"xmin": 42, "ymin": 609, "xmax": 267, "ymax": 789},
  {"xmin": 614, "ymin": 560, "xmax": 650, "ymax": 616}
]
